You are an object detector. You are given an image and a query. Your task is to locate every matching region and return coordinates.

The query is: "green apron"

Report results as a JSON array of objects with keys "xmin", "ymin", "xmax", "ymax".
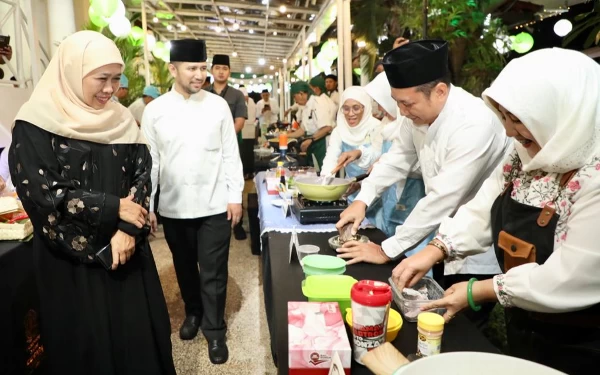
[{"xmin": 306, "ymin": 137, "xmax": 327, "ymax": 170}]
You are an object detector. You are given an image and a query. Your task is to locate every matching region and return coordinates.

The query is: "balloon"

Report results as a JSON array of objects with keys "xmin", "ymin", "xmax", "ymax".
[
  {"xmin": 145, "ymin": 34, "xmax": 156, "ymax": 51},
  {"xmin": 510, "ymin": 32, "xmax": 534, "ymax": 54},
  {"xmin": 90, "ymin": 0, "xmax": 119, "ymax": 19},
  {"xmin": 109, "ymin": 16, "xmax": 131, "ymax": 38},
  {"xmin": 107, "ymin": 1, "xmax": 126, "ymax": 22},
  {"xmin": 88, "ymin": 6, "xmax": 109, "ymax": 28},
  {"xmin": 130, "ymin": 26, "xmax": 144, "ymax": 40},
  {"xmin": 152, "ymin": 41, "xmax": 166, "ymax": 59}
]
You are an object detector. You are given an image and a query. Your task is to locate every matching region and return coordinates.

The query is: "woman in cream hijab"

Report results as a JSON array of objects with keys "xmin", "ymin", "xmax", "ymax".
[
  {"xmin": 321, "ymin": 86, "xmax": 381, "ymax": 201},
  {"xmin": 9, "ymin": 31, "xmax": 175, "ymax": 374},
  {"xmin": 393, "ymin": 48, "xmax": 600, "ymax": 374}
]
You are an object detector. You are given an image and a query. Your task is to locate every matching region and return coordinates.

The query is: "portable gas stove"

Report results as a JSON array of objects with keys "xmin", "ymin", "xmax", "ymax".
[{"xmin": 292, "ymin": 195, "xmax": 348, "ymax": 225}]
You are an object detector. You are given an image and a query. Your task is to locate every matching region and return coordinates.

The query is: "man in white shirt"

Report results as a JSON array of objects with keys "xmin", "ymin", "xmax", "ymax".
[
  {"xmin": 336, "ymin": 40, "xmax": 509, "ymax": 284},
  {"xmin": 255, "ymin": 89, "xmax": 279, "ymax": 125},
  {"xmin": 128, "ymin": 85, "xmax": 160, "ymax": 126},
  {"xmin": 325, "ymin": 74, "xmax": 340, "ymax": 108},
  {"xmin": 142, "ymin": 39, "xmax": 244, "ymax": 365}
]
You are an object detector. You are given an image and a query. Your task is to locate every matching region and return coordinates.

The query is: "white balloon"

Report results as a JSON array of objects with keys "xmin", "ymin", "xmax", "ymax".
[
  {"xmin": 107, "ymin": 1, "xmax": 126, "ymax": 23},
  {"xmin": 145, "ymin": 34, "xmax": 156, "ymax": 51},
  {"xmin": 109, "ymin": 16, "xmax": 131, "ymax": 38},
  {"xmin": 554, "ymin": 19, "xmax": 572, "ymax": 37}
]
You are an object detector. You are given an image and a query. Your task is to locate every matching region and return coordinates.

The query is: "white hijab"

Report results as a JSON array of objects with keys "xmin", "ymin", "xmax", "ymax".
[
  {"xmin": 364, "ymin": 72, "xmax": 397, "ymax": 117},
  {"xmin": 336, "ymin": 86, "xmax": 380, "ymax": 146},
  {"xmin": 482, "ymin": 48, "xmax": 600, "ymax": 173}
]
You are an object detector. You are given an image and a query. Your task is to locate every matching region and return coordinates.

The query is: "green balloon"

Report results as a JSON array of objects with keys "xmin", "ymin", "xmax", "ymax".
[
  {"xmin": 90, "ymin": 0, "xmax": 119, "ymax": 19},
  {"xmin": 89, "ymin": 6, "xmax": 109, "ymax": 28},
  {"xmin": 511, "ymin": 32, "xmax": 534, "ymax": 54},
  {"xmin": 130, "ymin": 26, "xmax": 144, "ymax": 41}
]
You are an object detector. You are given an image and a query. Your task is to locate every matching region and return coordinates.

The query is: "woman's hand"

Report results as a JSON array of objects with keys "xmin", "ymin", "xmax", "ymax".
[
  {"xmin": 110, "ymin": 230, "xmax": 135, "ymax": 270},
  {"xmin": 420, "ymin": 279, "xmax": 497, "ymax": 322},
  {"xmin": 119, "ymin": 195, "xmax": 147, "ymax": 228},
  {"xmin": 343, "ymin": 182, "xmax": 361, "ymax": 197},
  {"xmin": 300, "ymin": 139, "xmax": 313, "ymax": 152},
  {"xmin": 391, "ymin": 245, "xmax": 444, "ymax": 289},
  {"xmin": 337, "ymin": 149, "xmax": 362, "ymax": 167}
]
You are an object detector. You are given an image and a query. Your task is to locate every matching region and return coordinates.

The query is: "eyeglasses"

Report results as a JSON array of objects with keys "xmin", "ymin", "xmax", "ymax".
[{"xmin": 341, "ymin": 105, "xmax": 364, "ymax": 114}]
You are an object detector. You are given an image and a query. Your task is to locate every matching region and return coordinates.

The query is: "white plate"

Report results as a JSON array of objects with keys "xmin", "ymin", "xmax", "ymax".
[{"xmin": 271, "ymin": 198, "xmax": 285, "ymax": 207}]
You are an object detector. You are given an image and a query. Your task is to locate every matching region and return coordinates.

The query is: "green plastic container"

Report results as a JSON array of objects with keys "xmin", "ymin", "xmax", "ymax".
[
  {"xmin": 301, "ymin": 254, "xmax": 346, "ymax": 277},
  {"xmin": 301, "ymin": 275, "xmax": 358, "ymax": 320}
]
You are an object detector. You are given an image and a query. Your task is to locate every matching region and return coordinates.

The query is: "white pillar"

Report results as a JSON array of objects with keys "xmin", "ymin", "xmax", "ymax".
[
  {"xmin": 278, "ymin": 67, "xmax": 284, "ymax": 121},
  {"xmin": 342, "ymin": 0, "xmax": 352, "ymax": 90},
  {"xmin": 308, "ymin": 46, "xmax": 313, "ymax": 80},
  {"xmin": 141, "ymin": 0, "xmax": 151, "ymax": 85},
  {"xmin": 300, "ymin": 27, "xmax": 306, "ymax": 81},
  {"xmin": 336, "ymin": 0, "xmax": 344, "ymax": 90},
  {"xmin": 360, "ymin": 54, "xmax": 370, "ymax": 86},
  {"xmin": 47, "ymin": 0, "xmax": 76, "ymax": 56}
]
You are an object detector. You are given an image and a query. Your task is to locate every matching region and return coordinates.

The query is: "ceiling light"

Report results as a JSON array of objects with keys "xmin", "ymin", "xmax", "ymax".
[
  {"xmin": 232, "ymin": 22, "xmax": 240, "ymax": 31},
  {"xmin": 279, "ymin": 5, "xmax": 287, "ymax": 13},
  {"xmin": 273, "ymin": 31, "xmax": 278, "ymax": 36},
  {"xmin": 282, "ymin": 58, "xmax": 287, "ymax": 64},
  {"xmin": 269, "ymin": 65, "xmax": 275, "ymax": 70},
  {"xmin": 180, "ymin": 25, "xmax": 187, "ymax": 32},
  {"xmin": 240, "ymin": 74, "xmax": 245, "ymax": 78},
  {"xmin": 249, "ymin": 29, "xmax": 254, "ymax": 34},
  {"xmin": 166, "ymin": 24, "xmax": 174, "ymax": 31},
  {"xmin": 232, "ymin": 51, "xmax": 238, "ymax": 57},
  {"xmin": 287, "ymin": 14, "xmax": 291, "ymax": 19},
  {"xmin": 554, "ymin": 19, "xmax": 572, "ymax": 37},
  {"xmin": 258, "ymin": 58, "xmax": 266, "ymax": 65},
  {"xmin": 153, "ymin": 17, "xmax": 159, "ymax": 23},
  {"xmin": 215, "ymin": 26, "xmax": 222, "ymax": 33},
  {"xmin": 253, "ymin": 74, "xmax": 257, "ymax": 78},
  {"xmin": 269, "ymin": 75, "xmax": 274, "ymax": 79},
  {"xmin": 245, "ymin": 66, "xmax": 252, "ymax": 73},
  {"xmin": 259, "ymin": 79, "xmax": 263, "ymax": 83},
  {"xmin": 275, "ymin": 72, "xmax": 279, "ymax": 76}
]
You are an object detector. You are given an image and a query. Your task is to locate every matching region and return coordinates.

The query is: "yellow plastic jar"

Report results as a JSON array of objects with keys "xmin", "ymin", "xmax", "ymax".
[{"xmin": 416, "ymin": 312, "xmax": 445, "ymax": 357}]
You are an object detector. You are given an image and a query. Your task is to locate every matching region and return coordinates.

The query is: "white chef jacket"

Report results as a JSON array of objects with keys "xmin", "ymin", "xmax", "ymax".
[
  {"xmin": 128, "ymin": 97, "xmax": 146, "ymax": 124},
  {"xmin": 242, "ymin": 98, "xmax": 257, "ymax": 139},
  {"xmin": 302, "ymin": 94, "xmax": 336, "ymax": 135},
  {"xmin": 142, "ymin": 89, "xmax": 244, "ymax": 219},
  {"xmin": 328, "ymin": 90, "xmax": 340, "ymax": 108},
  {"xmin": 256, "ymin": 98, "xmax": 279, "ymax": 125},
  {"xmin": 355, "ymin": 85, "xmax": 510, "ymax": 275},
  {"xmin": 437, "ymin": 149, "xmax": 600, "ymax": 312}
]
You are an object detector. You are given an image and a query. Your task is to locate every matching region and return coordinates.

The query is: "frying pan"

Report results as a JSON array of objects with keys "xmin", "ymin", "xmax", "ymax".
[{"xmin": 294, "ymin": 174, "xmax": 369, "ymax": 201}]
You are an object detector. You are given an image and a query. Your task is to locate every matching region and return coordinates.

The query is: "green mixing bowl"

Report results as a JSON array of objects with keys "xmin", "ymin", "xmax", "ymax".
[{"xmin": 294, "ymin": 176, "xmax": 350, "ymax": 202}]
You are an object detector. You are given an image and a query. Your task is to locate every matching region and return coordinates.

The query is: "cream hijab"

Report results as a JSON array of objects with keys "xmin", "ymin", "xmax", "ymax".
[
  {"xmin": 336, "ymin": 86, "xmax": 380, "ymax": 146},
  {"xmin": 483, "ymin": 48, "xmax": 600, "ymax": 173},
  {"xmin": 14, "ymin": 31, "xmax": 144, "ymax": 144}
]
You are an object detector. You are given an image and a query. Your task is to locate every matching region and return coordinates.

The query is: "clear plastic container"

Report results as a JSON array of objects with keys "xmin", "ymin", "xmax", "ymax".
[
  {"xmin": 296, "ymin": 244, "xmax": 320, "ymax": 266},
  {"xmin": 388, "ymin": 276, "xmax": 446, "ymax": 322}
]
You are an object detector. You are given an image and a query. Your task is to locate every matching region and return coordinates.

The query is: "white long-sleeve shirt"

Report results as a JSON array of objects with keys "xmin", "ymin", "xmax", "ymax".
[
  {"xmin": 355, "ymin": 86, "xmax": 510, "ymax": 274},
  {"xmin": 142, "ymin": 89, "xmax": 244, "ymax": 219},
  {"xmin": 437, "ymin": 148, "xmax": 600, "ymax": 312},
  {"xmin": 256, "ymin": 98, "xmax": 279, "ymax": 125}
]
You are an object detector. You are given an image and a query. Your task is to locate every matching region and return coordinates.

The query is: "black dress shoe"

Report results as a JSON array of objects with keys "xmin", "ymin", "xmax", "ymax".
[
  {"xmin": 233, "ymin": 224, "xmax": 247, "ymax": 240},
  {"xmin": 208, "ymin": 339, "xmax": 229, "ymax": 364},
  {"xmin": 179, "ymin": 315, "xmax": 201, "ymax": 340}
]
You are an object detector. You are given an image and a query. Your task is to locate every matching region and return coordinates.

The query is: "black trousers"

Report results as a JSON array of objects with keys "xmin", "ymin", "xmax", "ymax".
[{"xmin": 162, "ymin": 213, "xmax": 231, "ymax": 340}]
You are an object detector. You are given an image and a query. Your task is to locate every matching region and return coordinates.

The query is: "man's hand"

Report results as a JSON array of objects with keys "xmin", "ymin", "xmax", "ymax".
[
  {"xmin": 337, "ymin": 149, "xmax": 362, "ymax": 167},
  {"xmin": 391, "ymin": 245, "xmax": 443, "ymax": 290},
  {"xmin": 119, "ymin": 195, "xmax": 148, "ymax": 228},
  {"xmin": 300, "ymin": 139, "xmax": 313, "ymax": 152},
  {"xmin": 336, "ymin": 200, "xmax": 367, "ymax": 236},
  {"xmin": 0, "ymin": 45, "xmax": 12, "ymax": 63},
  {"xmin": 110, "ymin": 230, "xmax": 135, "ymax": 270},
  {"xmin": 393, "ymin": 37, "xmax": 410, "ymax": 49},
  {"xmin": 227, "ymin": 203, "xmax": 242, "ymax": 228},
  {"xmin": 336, "ymin": 241, "xmax": 391, "ymax": 265},
  {"xmin": 148, "ymin": 212, "xmax": 158, "ymax": 233}
]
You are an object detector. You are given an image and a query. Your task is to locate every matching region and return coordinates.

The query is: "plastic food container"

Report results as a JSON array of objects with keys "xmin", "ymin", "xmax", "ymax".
[
  {"xmin": 296, "ymin": 245, "xmax": 320, "ymax": 266},
  {"xmin": 301, "ymin": 254, "xmax": 346, "ymax": 277},
  {"xmin": 301, "ymin": 275, "xmax": 357, "ymax": 320},
  {"xmin": 345, "ymin": 307, "xmax": 403, "ymax": 342},
  {"xmin": 388, "ymin": 276, "xmax": 445, "ymax": 322}
]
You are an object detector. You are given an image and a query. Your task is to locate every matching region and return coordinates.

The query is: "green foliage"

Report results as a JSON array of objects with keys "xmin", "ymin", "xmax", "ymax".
[
  {"xmin": 563, "ymin": 6, "xmax": 600, "ymax": 48},
  {"xmin": 398, "ymin": 0, "xmax": 506, "ymax": 96},
  {"xmin": 151, "ymin": 59, "xmax": 174, "ymax": 94}
]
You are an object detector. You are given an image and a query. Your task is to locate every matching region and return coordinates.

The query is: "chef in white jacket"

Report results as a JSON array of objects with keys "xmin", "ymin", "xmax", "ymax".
[
  {"xmin": 142, "ymin": 39, "xmax": 243, "ymax": 365},
  {"xmin": 336, "ymin": 40, "xmax": 508, "ymax": 283}
]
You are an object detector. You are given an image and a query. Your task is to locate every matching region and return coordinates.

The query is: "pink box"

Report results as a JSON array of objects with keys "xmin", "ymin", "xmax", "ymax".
[{"xmin": 288, "ymin": 302, "xmax": 352, "ymax": 375}]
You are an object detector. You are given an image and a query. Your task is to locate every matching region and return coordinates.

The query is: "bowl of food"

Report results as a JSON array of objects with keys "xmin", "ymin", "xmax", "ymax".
[
  {"xmin": 328, "ymin": 235, "xmax": 369, "ymax": 250},
  {"xmin": 345, "ymin": 307, "xmax": 403, "ymax": 342}
]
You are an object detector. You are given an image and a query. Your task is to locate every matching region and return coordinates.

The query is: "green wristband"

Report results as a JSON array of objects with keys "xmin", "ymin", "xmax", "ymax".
[{"xmin": 467, "ymin": 277, "xmax": 482, "ymax": 312}]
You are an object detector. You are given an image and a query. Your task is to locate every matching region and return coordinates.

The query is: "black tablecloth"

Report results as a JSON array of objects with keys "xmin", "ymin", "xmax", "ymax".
[
  {"xmin": 0, "ymin": 240, "xmax": 44, "ymax": 375},
  {"xmin": 262, "ymin": 230, "xmax": 500, "ymax": 374}
]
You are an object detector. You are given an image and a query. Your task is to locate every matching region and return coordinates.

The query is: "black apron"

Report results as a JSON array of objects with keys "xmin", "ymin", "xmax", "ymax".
[{"xmin": 490, "ymin": 167, "xmax": 600, "ymax": 374}]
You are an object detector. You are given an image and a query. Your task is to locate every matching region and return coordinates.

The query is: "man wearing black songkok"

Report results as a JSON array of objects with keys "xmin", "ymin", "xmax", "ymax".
[
  {"xmin": 336, "ymin": 40, "xmax": 511, "ymax": 309},
  {"xmin": 143, "ymin": 39, "xmax": 244, "ymax": 364}
]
